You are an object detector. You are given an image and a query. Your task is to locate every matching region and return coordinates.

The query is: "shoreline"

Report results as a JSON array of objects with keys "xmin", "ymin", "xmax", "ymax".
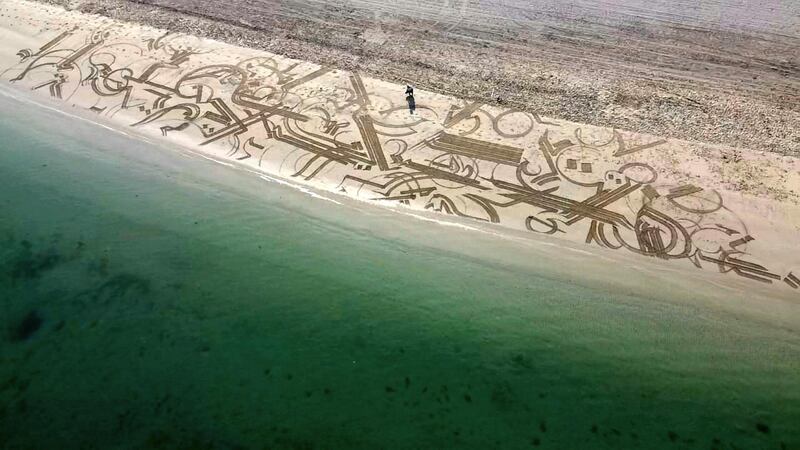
[
  {"xmin": 3, "ymin": 95, "xmax": 800, "ymax": 449},
  {"xmin": 1, "ymin": 0, "xmax": 799, "ymax": 298},
  {"xmin": 4, "ymin": 85, "xmax": 800, "ymax": 333}
]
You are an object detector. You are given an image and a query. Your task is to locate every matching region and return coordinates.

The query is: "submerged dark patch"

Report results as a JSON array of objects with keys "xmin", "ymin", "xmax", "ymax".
[
  {"xmin": 668, "ymin": 430, "xmax": 679, "ymax": 442},
  {"xmin": 73, "ymin": 273, "xmax": 152, "ymax": 305},
  {"xmin": 8, "ymin": 243, "xmax": 61, "ymax": 284},
  {"xmin": 3, "ymin": 236, "xmax": 87, "ymax": 287},
  {"xmin": 10, "ymin": 310, "xmax": 44, "ymax": 342}
]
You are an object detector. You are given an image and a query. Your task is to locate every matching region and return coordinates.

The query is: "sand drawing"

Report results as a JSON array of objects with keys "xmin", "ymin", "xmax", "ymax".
[{"xmin": 2, "ymin": 24, "xmax": 797, "ymax": 293}]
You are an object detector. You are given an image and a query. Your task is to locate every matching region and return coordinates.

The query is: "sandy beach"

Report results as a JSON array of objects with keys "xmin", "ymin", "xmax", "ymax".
[
  {"xmin": 35, "ymin": 0, "xmax": 800, "ymax": 156},
  {"xmin": 3, "ymin": 2, "xmax": 800, "ymax": 448},
  {"xmin": 2, "ymin": 78, "xmax": 800, "ymax": 450},
  {"xmin": 0, "ymin": 0, "xmax": 798, "ymax": 298}
]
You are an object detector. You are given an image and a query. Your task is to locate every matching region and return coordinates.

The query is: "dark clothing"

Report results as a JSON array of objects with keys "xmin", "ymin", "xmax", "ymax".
[
  {"xmin": 405, "ymin": 86, "xmax": 415, "ymax": 114},
  {"xmin": 406, "ymin": 94, "xmax": 416, "ymax": 114}
]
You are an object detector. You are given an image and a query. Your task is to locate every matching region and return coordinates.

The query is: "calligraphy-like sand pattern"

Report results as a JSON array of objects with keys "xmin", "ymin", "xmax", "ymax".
[{"xmin": 2, "ymin": 19, "xmax": 797, "ymax": 294}]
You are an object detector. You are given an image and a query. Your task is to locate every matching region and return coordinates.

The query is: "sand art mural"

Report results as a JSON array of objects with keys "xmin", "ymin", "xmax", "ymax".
[{"xmin": 2, "ymin": 19, "xmax": 798, "ymax": 294}]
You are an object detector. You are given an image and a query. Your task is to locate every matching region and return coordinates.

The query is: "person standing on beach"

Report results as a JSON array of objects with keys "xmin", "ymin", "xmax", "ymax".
[{"xmin": 405, "ymin": 84, "xmax": 415, "ymax": 115}]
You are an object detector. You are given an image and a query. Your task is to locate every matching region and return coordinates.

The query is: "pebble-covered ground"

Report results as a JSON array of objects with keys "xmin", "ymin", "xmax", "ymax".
[{"xmin": 36, "ymin": 0, "xmax": 800, "ymax": 156}]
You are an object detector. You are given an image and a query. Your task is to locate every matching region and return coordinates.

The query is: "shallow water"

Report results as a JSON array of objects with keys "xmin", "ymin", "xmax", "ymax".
[{"xmin": 0, "ymin": 91, "xmax": 798, "ymax": 450}]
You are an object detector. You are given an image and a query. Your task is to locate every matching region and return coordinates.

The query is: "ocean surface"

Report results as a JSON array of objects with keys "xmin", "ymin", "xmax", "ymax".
[{"xmin": 0, "ymin": 90, "xmax": 798, "ymax": 450}]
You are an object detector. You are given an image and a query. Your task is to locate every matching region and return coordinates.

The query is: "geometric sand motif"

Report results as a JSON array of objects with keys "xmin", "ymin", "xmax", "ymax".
[{"xmin": 1, "ymin": 4, "xmax": 797, "ymax": 294}]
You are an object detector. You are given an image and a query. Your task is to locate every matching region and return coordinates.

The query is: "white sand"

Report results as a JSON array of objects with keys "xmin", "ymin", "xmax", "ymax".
[{"xmin": 1, "ymin": 0, "xmax": 798, "ymax": 298}]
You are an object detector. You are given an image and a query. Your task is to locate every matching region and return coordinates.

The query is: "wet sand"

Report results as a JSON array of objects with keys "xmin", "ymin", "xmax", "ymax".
[
  {"xmin": 1, "ymin": 2, "xmax": 800, "ymax": 448},
  {"xmin": 1, "ymin": 0, "xmax": 799, "ymax": 299},
  {"xmin": 1, "ymin": 84, "xmax": 799, "ymax": 450}
]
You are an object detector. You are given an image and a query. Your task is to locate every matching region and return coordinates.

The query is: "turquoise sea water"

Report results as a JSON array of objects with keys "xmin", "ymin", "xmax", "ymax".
[{"xmin": 0, "ymin": 90, "xmax": 798, "ymax": 450}]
